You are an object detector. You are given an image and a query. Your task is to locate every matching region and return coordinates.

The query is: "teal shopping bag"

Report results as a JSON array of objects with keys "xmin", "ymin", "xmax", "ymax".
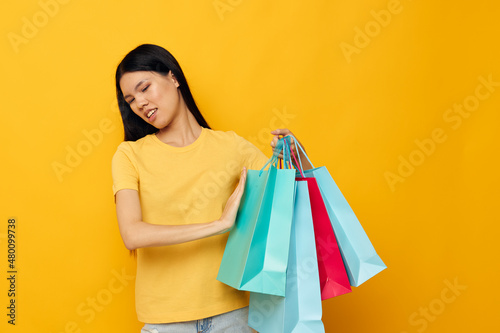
[
  {"xmin": 285, "ymin": 135, "xmax": 386, "ymax": 287},
  {"xmin": 217, "ymin": 146, "xmax": 296, "ymax": 296},
  {"xmin": 248, "ymin": 181, "xmax": 325, "ymax": 333}
]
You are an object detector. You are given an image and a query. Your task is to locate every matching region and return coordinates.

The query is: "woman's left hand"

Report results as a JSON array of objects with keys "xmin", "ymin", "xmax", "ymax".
[
  {"xmin": 270, "ymin": 128, "xmax": 313, "ymax": 171},
  {"xmin": 217, "ymin": 167, "xmax": 247, "ymax": 233}
]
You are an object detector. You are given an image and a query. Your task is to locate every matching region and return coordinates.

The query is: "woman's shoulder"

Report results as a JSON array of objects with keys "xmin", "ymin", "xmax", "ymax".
[
  {"xmin": 113, "ymin": 134, "xmax": 154, "ymax": 156},
  {"xmin": 204, "ymin": 128, "xmax": 268, "ymax": 165},
  {"xmin": 204, "ymin": 128, "xmax": 247, "ymax": 144}
]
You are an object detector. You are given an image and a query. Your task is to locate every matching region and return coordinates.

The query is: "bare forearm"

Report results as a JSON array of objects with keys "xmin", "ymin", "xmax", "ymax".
[
  {"xmin": 121, "ymin": 219, "xmax": 227, "ymax": 250},
  {"xmin": 115, "ymin": 169, "xmax": 246, "ymax": 251},
  {"xmin": 290, "ymin": 144, "xmax": 313, "ymax": 171},
  {"xmin": 297, "ymin": 148, "xmax": 313, "ymax": 171}
]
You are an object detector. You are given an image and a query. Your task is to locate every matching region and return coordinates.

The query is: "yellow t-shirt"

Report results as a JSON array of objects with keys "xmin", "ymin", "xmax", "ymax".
[{"xmin": 111, "ymin": 128, "xmax": 269, "ymax": 323}]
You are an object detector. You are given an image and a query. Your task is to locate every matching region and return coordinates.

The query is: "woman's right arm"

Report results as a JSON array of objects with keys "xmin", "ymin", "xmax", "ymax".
[{"xmin": 115, "ymin": 167, "xmax": 247, "ymax": 250}]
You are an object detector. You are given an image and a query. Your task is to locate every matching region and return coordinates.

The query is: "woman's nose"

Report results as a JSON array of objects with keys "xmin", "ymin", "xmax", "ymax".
[{"xmin": 136, "ymin": 95, "xmax": 148, "ymax": 108}]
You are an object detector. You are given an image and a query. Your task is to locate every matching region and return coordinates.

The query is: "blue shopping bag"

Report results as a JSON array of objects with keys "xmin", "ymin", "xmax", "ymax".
[
  {"xmin": 217, "ymin": 145, "xmax": 296, "ymax": 296},
  {"xmin": 248, "ymin": 181, "xmax": 325, "ymax": 333},
  {"xmin": 303, "ymin": 166, "xmax": 386, "ymax": 286},
  {"xmin": 283, "ymin": 135, "xmax": 386, "ymax": 287}
]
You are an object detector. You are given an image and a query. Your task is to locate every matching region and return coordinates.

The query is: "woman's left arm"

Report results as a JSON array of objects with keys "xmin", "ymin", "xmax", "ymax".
[{"xmin": 270, "ymin": 128, "xmax": 313, "ymax": 171}]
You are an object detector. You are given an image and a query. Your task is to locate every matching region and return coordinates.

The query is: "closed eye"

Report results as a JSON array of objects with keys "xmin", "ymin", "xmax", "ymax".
[{"xmin": 125, "ymin": 82, "xmax": 149, "ymax": 104}]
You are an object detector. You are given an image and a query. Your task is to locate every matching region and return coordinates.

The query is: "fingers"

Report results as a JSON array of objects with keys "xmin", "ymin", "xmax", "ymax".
[
  {"xmin": 270, "ymin": 128, "xmax": 292, "ymax": 137},
  {"xmin": 219, "ymin": 168, "xmax": 247, "ymax": 231},
  {"xmin": 219, "ymin": 167, "xmax": 247, "ymax": 227},
  {"xmin": 237, "ymin": 167, "xmax": 247, "ymax": 193},
  {"xmin": 270, "ymin": 128, "xmax": 295, "ymax": 152},
  {"xmin": 270, "ymin": 129, "xmax": 300, "ymax": 161},
  {"xmin": 270, "ymin": 136, "xmax": 279, "ymax": 149},
  {"xmin": 230, "ymin": 167, "xmax": 247, "ymax": 202}
]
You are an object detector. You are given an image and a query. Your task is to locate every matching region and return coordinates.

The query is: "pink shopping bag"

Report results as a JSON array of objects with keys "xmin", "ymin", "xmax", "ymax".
[{"xmin": 296, "ymin": 177, "xmax": 352, "ymax": 300}]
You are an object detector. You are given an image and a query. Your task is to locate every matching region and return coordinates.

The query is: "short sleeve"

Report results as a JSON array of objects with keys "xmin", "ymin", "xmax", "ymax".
[
  {"xmin": 111, "ymin": 143, "xmax": 139, "ymax": 195},
  {"xmin": 231, "ymin": 132, "xmax": 269, "ymax": 170}
]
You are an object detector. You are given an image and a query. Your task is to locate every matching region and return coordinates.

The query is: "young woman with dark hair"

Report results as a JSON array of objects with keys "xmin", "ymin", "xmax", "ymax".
[
  {"xmin": 115, "ymin": 44, "xmax": 210, "ymax": 141},
  {"xmin": 112, "ymin": 44, "xmax": 311, "ymax": 332}
]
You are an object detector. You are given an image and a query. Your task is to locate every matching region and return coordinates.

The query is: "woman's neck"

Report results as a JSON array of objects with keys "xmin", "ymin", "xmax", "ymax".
[{"xmin": 155, "ymin": 108, "xmax": 203, "ymax": 147}]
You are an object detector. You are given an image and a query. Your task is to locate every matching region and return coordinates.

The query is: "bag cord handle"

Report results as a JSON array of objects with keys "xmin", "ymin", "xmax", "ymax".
[
  {"xmin": 282, "ymin": 135, "xmax": 315, "ymax": 175},
  {"xmin": 258, "ymin": 134, "xmax": 314, "ymax": 176},
  {"xmin": 259, "ymin": 137, "xmax": 292, "ymax": 176},
  {"xmin": 285, "ymin": 138, "xmax": 304, "ymax": 177}
]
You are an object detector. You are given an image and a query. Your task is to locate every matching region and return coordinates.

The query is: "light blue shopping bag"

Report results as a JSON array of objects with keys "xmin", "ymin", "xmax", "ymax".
[
  {"xmin": 217, "ymin": 145, "xmax": 296, "ymax": 296},
  {"xmin": 303, "ymin": 166, "xmax": 386, "ymax": 286},
  {"xmin": 284, "ymin": 135, "xmax": 386, "ymax": 287},
  {"xmin": 248, "ymin": 181, "xmax": 325, "ymax": 333}
]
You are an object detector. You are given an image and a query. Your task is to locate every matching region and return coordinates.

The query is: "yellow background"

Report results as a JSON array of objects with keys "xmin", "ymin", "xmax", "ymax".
[{"xmin": 2, "ymin": 0, "xmax": 499, "ymax": 332}]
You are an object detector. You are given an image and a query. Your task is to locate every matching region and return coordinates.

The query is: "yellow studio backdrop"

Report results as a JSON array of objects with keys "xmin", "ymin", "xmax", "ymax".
[{"xmin": 1, "ymin": 0, "xmax": 499, "ymax": 332}]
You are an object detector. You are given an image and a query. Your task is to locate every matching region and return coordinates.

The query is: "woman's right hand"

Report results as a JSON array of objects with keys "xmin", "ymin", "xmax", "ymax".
[{"xmin": 217, "ymin": 167, "xmax": 247, "ymax": 233}]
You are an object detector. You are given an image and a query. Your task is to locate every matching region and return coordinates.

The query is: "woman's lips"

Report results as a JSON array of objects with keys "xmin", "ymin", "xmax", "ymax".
[{"xmin": 147, "ymin": 108, "xmax": 157, "ymax": 119}]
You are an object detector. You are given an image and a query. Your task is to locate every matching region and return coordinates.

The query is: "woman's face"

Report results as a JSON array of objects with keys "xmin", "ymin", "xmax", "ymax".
[{"xmin": 120, "ymin": 71, "xmax": 181, "ymax": 129}]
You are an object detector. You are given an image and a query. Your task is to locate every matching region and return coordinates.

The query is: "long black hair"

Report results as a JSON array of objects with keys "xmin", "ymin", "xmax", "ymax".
[{"xmin": 115, "ymin": 44, "xmax": 210, "ymax": 141}]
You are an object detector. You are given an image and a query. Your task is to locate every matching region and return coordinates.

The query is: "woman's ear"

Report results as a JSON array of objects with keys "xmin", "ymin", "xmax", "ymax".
[{"xmin": 170, "ymin": 71, "xmax": 180, "ymax": 88}]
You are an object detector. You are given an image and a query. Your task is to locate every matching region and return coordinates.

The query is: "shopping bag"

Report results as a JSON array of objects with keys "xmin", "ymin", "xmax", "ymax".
[
  {"xmin": 248, "ymin": 181, "xmax": 325, "ymax": 333},
  {"xmin": 297, "ymin": 177, "xmax": 352, "ymax": 300},
  {"xmin": 276, "ymin": 137, "xmax": 350, "ymax": 299},
  {"xmin": 304, "ymin": 167, "xmax": 386, "ymax": 286},
  {"xmin": 285, "ymin": 135, "xmax": 386, "ymax": 287},
  {"xmin": 216, "ymin": 144, "xmax": 296, "ymax": 296}
]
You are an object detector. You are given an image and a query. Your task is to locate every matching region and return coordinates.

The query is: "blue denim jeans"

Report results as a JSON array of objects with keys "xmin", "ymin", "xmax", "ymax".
[{"xmin": 140, "ymin": 306, "xmax": 255, "ymax": 333}]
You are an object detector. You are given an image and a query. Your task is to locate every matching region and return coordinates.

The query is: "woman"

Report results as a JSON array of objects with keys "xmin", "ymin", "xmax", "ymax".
[{"xmin": 112, "ymin": 44, "xmax": 311, "ymax": 332}]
